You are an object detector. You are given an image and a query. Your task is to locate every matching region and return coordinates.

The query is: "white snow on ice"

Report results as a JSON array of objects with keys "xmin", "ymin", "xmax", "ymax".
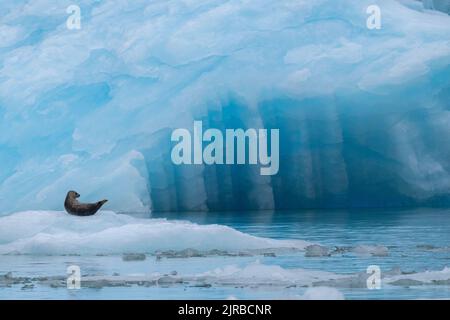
[{"xmin": 0, "ymin": 210, "xmax": 310, "ymax": 255}]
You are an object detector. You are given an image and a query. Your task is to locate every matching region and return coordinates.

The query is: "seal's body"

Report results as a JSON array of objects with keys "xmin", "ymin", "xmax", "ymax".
[{"xmin": 64, "ymin": 191, "xmax": 108, "ymax": 216}]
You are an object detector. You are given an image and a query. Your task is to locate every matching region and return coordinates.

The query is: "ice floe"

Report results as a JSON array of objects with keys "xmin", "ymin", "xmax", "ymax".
[{"xmin": 0, "ymin": 211, "xmax": 310, "ymax": 255}]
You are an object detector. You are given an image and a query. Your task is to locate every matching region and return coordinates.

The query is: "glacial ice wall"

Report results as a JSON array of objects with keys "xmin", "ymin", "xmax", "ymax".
[
  {"xmin": 421, "ymin": 0, "xmax": 450, "ymax": 13},
  {"xmin": 0, "ymin": 0, "xmax": 450, "ymax": 214}
]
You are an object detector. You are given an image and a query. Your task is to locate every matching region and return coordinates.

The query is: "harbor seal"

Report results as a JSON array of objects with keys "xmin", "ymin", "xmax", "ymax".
[{"xmin": 64, "ymin": 191, "xmax": 108, "ymax": 216}]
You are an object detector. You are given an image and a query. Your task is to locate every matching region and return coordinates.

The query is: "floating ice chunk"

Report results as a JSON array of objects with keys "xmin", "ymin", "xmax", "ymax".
[
  {"xmin": 389, "ymin": 279, "xmax": 424, "ymax": 286},
  {"xmin": 386, "ymin": 267, "xmax": 450, "ymax": 286},
  {"xmin": 122, "ymin": 253, "xmax": 147, "ymax": 261},
  {"xmin": 353, "ymin": 245, "xmax": 389, "ymax": 257},
  {"xmin": 0, "ymin": 211, "xmax": 311, "ymax": 255},
  {"xmin": 198, "ymin": 260, "xmax": 342, "ymax": 287},
  {"xmin": 305, "ymin": 245, "xmax": 330, "ymax": 257},
  {"xmin": 313, "ymin": 272, "xmax": 371, "ymax": 289},
  {"xmin": 300, "ymin": 287, "xmax": 345, "ymax": 300}
]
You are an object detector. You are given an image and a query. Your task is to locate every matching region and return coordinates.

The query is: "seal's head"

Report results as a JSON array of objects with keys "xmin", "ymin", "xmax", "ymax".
[{"xmin": 67, "ymin": 190, "xmax": 80, "ymax": 199}]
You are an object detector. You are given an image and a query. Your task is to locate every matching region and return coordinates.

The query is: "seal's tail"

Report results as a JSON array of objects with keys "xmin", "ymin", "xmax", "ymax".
[{"xmin": 98, "ymin": 199, "xmax": 108, "ymax": 207}]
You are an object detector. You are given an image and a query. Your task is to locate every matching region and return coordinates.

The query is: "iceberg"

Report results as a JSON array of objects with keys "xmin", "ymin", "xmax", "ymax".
[
  {"xmin": 0, "ymin": 210, "xmax": 310, "ymax": 255},
  {"xmin": 1, "ymin": 0, "xmax": 450, "ymax": 213}
]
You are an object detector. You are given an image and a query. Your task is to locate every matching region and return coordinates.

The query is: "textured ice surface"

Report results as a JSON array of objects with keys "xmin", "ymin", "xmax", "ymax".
[
  {"xmin": 1, "ymin": 0, "xmax": 450, "ymax": 213},
  {"xmin": 421, "ymin": 0, "xmax": 450, "ymax": 13},
  {"xmin": 3, "ymin": 258, "xmax": 449, "ymax": 294},
  {"xmin": 0, "ymin": 211, "xmax": 310, "ymax": 255}
]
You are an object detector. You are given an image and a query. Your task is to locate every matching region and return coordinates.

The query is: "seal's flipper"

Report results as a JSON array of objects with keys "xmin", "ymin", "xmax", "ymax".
[{"xmin": 97, "ymin": 199, "xmax": 108, "ymax": 207}]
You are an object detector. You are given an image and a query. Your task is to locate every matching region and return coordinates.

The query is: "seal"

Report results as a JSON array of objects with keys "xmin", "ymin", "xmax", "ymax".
[{"xmin": 64, "ymin": 191, "xmax": 108, "ymax": 216}]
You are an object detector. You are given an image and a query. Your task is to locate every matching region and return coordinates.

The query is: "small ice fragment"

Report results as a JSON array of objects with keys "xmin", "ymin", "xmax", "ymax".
[
  {"xmin": 122, "ymin": 253, "xmax": 147, "ymax": 261},
  {"xmin": 389, "ymin": 279, "xmax": 424, "ymax": 287},
  {"xmin": 300, "ymin": 287, "xmax": 345, "ymax": 300},
  {"xmin": 305, "ymin": 245, "xmax": 330, "ymax": 257},
  {"xmin": 263, "ymin": 252, "xmax": 276, "ymax": 257},
  {"xmin": 353, "ymin": 245, "xmax": 389, "ymax": 257}
]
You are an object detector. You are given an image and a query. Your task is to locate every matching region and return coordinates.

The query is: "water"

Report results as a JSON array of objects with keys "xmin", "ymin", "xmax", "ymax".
[{"xmin": 0, "ymin": 208, "xmax": 449, "ymax": 299}]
